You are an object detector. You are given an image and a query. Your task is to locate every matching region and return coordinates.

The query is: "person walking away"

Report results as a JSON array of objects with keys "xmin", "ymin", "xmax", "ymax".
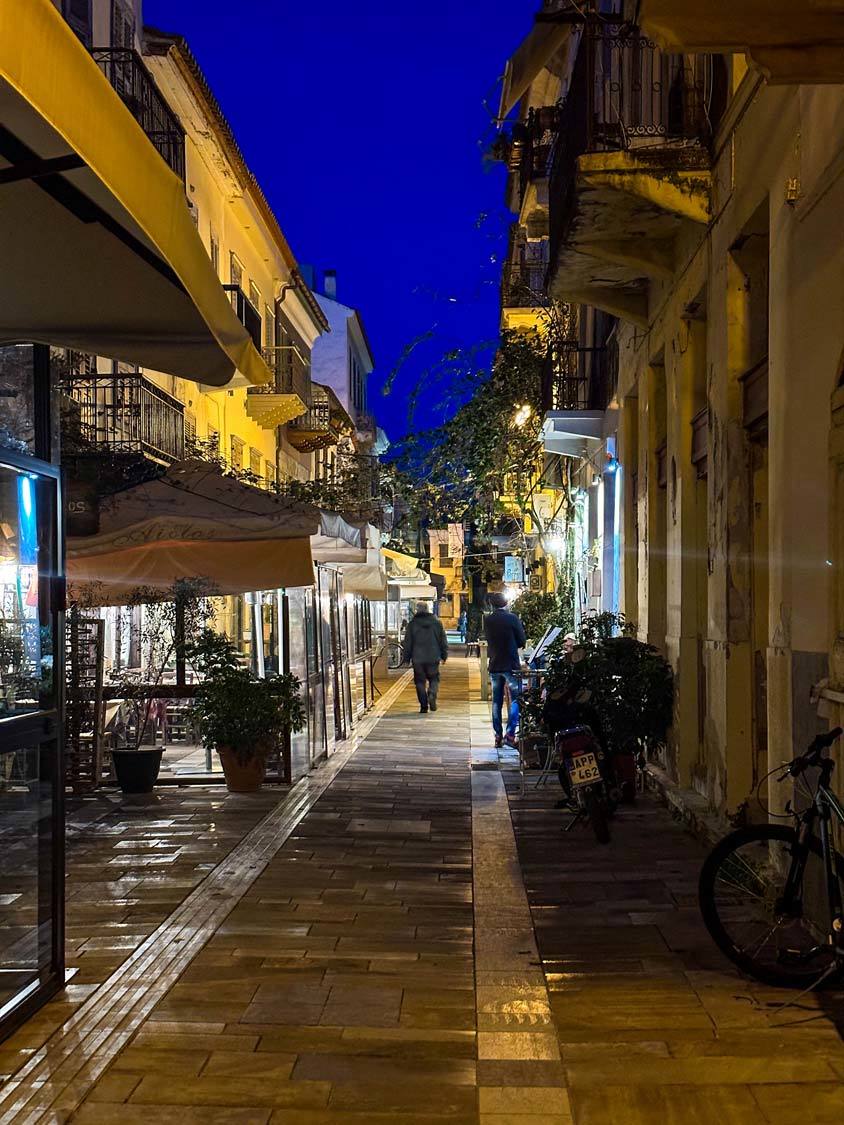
[
  {"xmin": 402, "ymin": 601, "xmax": 448, "ymax": 713},
  {"xmin": 483, "ymin": 592, "xmax": 526, "ymax": 748},
  {"xmin": 458, "ymin": 608, "xmax": 468, "ymax": 644}
]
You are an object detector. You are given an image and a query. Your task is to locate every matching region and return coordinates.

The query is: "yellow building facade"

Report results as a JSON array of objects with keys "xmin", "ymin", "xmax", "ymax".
[{"xmin": 501, "ymin": 2, "xmax": 844, "ymax": 820}]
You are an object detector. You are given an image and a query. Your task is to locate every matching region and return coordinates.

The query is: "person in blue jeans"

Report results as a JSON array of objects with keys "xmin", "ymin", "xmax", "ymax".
[{"xmin": 483, "ymin": 592, "xmax": 527, "ymax": 748}]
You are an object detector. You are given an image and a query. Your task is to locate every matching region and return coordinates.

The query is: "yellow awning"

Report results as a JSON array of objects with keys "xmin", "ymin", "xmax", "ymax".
[
  {"xmin": 499, "ymin": 19, "xmax": 572, "ymax": 119},
  {"xmin": 382, "ymin": 547, "xmax": 419, "ymax": 571},
  {"xmin": 0, "ymin": 0, "xmax": 270, "ymax": 387}
]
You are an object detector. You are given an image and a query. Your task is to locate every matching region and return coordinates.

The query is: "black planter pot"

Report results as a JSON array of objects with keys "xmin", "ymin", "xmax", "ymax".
[{"xmin": 111, "ymin": 747, "xmax": 164, "ymax": 794}]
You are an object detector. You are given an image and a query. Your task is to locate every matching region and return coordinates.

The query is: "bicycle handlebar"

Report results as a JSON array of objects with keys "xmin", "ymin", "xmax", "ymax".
[{"xmin": 787, "ymin": 727, "xmax": 843, "ymax": 778}]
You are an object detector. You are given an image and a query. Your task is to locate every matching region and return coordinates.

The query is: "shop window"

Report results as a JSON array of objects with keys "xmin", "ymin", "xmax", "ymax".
[{"xmin": 0, "ymin": 467, "xmax": 57, "ymax": 715}]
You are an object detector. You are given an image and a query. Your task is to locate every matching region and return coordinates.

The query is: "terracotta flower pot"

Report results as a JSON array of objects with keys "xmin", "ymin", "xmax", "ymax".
[{"xmin": 217, "ymin": 746, "xmax": 266, "ymax": 793}]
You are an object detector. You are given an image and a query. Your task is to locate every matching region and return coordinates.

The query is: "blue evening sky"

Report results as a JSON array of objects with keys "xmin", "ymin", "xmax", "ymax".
[{"xmin": 143, "ymin": 0, "xmax": 537, "ymax": 440}]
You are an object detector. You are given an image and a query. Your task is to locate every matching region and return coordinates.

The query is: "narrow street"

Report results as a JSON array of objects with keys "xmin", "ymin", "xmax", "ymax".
[{"xmin": 1, "ymin": 662, "xmax": 843, "ymax": 1123}]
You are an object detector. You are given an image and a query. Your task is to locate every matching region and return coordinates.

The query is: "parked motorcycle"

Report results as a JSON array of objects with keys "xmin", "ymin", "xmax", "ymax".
[{"xmin": 555, "ymin": 724, "xmax": 618, "ymax": 844}]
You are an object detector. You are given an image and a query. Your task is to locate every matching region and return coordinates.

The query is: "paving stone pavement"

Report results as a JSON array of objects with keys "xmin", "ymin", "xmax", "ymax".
[
  {"xmin": 5, "ymin": 660, "xmax": 844, "ymax": 1122},
  {"xmin": 503, "ymin": 769, "xmax": 844, "ymax": 1124}
]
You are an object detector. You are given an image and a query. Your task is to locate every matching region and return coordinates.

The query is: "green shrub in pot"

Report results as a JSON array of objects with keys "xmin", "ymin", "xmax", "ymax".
[{"xmin": 187, "ymin": 630, "xmax": 306, "ymax": 790}]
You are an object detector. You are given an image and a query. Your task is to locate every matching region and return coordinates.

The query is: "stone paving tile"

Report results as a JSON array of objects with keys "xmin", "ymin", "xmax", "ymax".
[
  {"xmin": 503, "ymin": 771, "xmax": 844, "ymax": 1121},
  {"xmin": 14, "ymin": 659, "xmax": 844, "ymax": 1123},
  {"xmin": 69, "ymin": 665, "xmax": 480, "ymax": 1121}
]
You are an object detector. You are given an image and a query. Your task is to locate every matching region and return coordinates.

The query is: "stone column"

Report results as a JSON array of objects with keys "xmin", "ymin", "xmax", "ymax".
[
  {"xmin": 706, "ymin": 254, "xmax": 754, "ymax": 816},
  {"xmin": 618, "ymin": 396, "xmax": 639, "ymax": 623},
  {"xmin": 636, "ymin": 365, "xmax": 667, "ymax": 648},
  {"xmin": 665, "ymin": 320, "xmax": 705, "ymax": 787},
  {"xmin": 767, "ymin": 192, "xmax": 834, "ymax": 813}
]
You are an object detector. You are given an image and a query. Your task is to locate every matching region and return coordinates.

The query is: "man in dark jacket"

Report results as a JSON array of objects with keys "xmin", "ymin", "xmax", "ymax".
[
  {"xmin": 402, "ymin": 601, "xmax": 449, "ymax": 713},
  {"xmin": 483, "ymin": 592, "xmax": 526, "ymax": 748}
]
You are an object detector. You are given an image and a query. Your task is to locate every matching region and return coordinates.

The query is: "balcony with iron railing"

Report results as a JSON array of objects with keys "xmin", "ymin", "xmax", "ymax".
[
  {"xmin": 91, "ymin": 48, "xmax": 185, "ymax": 181},
  {"xmin": 501, "ymin": 258, "xmax": 548, "ymax": 310},
  {"xmin": 223, "ymin": 285, "xmax": 262, "ymax": 349},
  {"xmin": 61, "ymin": 374, "xmax": 185, "ymax": 464},
  {"xmin": 540, "ymin": 336, "xmax": 619, "ymax": 459},
  {"xmin": 245, "ymin": 345, "xmax": 310, "ymax": 429},
  {"xmin": 287, "ymin": 385, "xmax": 337, "ymax": 452},
  {"xmin": 544, "ymin": 20, "xmax": 715, "ymax": 325}
]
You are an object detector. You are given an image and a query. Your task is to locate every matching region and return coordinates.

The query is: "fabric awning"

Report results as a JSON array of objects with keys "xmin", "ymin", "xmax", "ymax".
[
  {"xmin": 311, "ymin": 511, "xmax": 370, "ymax": 563},
  {"xmin": 382, "ymin": 547, "xmax": 420, "ymax": 575},
  {"xmin": 499, "ymin": 19, "xmax": 572, "ymax": 118},
  {"xmin": 334, "ymin": 562, "xmax": 387, "ymax": 597},
  {"xmin": 0, "ymin": 0, "xmax": 270, "ymax": 387},
  {"xmin": 390, "ymin": 582, "xmax": 439, "ymax": 602},
  {"xmin": 67, "ymin": 461, "xmax": 320, "ymax": 604}
]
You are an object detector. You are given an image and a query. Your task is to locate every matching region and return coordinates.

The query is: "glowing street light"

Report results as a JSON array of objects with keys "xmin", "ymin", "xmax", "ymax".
[{"xmin": 512, "ymin": 403, "xmax": 532, "ymax": 428}]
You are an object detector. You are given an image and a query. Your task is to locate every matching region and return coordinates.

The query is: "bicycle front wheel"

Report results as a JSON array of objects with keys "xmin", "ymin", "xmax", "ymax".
[{"xmin": 699, "ymin": 824, "xmax": 839, "ymax": 988}]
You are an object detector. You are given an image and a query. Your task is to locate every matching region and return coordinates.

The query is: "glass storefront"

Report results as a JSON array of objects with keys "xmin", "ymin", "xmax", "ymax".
[{"xmin": 0, "ymin": 346, "xmax": 64, "ymax": 1038}]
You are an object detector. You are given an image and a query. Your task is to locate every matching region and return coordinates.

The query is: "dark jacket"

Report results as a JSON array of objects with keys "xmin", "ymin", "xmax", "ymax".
[
  {"xmin": 402, "ymin": 610, "xmax": 448, "ymax": 665},
  {"xmin": 483, "ymin": 608, "xmax": 526, "ymax": 673}
]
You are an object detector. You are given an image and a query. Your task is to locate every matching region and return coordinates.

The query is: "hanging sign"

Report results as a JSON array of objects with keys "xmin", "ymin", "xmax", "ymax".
[{"xmin": 503, "ymin": 555, "xmax": 524, "ymax": 584}]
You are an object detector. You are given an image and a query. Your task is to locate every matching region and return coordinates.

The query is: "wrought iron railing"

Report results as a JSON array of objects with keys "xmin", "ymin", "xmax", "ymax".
[
  {"xmin": 548, "ymin": 22, "xmax": 710, "ymax": 272},
  {"xmin": 91, "ymin": 48, "xmax": 185, "ymax": 181},
  {"xmin": 508, "ymin": 105, "xmax": 559, "ymax": 204},
  {"xmin": 501, "ymin": 259, "xmax": 548, "ymax": 308},
  {"xmin": 247, "ymin": 345, "xmax": 311, "ymax": 403},
  {"xmin": 541, "ymin": 338, "xmax": 618, "ymax": 414},
  {"xmin": 61, "ymin": 374, "xmax": 185, "ymax": 463},
  {"xmin": 289, "ymin": 384, "xmax": 331, "ymax": 435},
  {"xmin": 223, "ymin": 285, "xmax": 262, "ymax": 349}
]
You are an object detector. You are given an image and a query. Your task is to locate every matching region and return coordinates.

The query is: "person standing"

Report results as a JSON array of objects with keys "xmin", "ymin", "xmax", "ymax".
[
  {"xmin": 402, "ymin": 601, "xmax": 449, "ymax": 713},
  {"xmin": 483, "ymin": 592, "xmax": 527, "ymax": 748},
  {"xmin": 457, "ymin": 608, "xmax": 468, "ymax": 644}
]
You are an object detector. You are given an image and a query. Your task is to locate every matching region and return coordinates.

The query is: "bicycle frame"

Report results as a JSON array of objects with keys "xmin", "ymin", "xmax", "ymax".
[{"xmin": 784, "ymin": 774, "xmax": 844, "ymax": 948}]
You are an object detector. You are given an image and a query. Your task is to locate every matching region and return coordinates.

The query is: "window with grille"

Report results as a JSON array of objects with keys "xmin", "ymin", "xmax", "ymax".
[
  {"xmin": 63, "ymin": 0, "xmax": 92, "ymax": 44},
  {"xmin": 439, "ymin": 542, "xmax": 453, "ymax": 567},
  {"xmin": 230, "ymin": 253, "xmax": 243, "ymax": 289},
  {"xmin": 250, "ymin": 448, "xmax": 262, "ymax": 477},
  {"xmin": 230, "ymin": 435, "xmax": 244, "ymax": 469},
  {"xmin": 111, "ymin": 0, "xmax": 134, "ymax": 48}
]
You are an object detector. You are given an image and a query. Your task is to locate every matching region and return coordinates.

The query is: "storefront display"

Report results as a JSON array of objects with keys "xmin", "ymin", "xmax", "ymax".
[{"xmin": 0, "ymin": 346, "xmax": 63, "ymax": 1037}]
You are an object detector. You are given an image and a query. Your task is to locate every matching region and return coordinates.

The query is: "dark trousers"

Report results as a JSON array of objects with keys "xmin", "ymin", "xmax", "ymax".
[{"xmin": 413, "ymin": 662, "xmax": 440, "ymax": 710}]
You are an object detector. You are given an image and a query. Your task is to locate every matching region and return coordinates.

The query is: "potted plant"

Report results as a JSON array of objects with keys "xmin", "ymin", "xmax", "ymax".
[
  {"xmin": 544, "ymin": 612, "xmax": 674, "ymax": 800},
  {"xmin": 187, "ymin": 629, "xmax": 306, "ymax": 793}
]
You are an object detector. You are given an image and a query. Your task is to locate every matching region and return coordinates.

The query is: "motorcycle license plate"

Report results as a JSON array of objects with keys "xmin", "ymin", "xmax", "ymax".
[{"xmin": 567, "ymin": 752, "xmax": 600, "ymax": 788}]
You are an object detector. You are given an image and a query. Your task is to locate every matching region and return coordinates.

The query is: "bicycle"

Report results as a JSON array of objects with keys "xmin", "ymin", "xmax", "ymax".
[
  {"xmin": 699, "ymin": 726, "xmax": 844, "ymax": 988},
  {"xmin": 385, "ymin": 638, "xmax": 404, "ymax": 671}
]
